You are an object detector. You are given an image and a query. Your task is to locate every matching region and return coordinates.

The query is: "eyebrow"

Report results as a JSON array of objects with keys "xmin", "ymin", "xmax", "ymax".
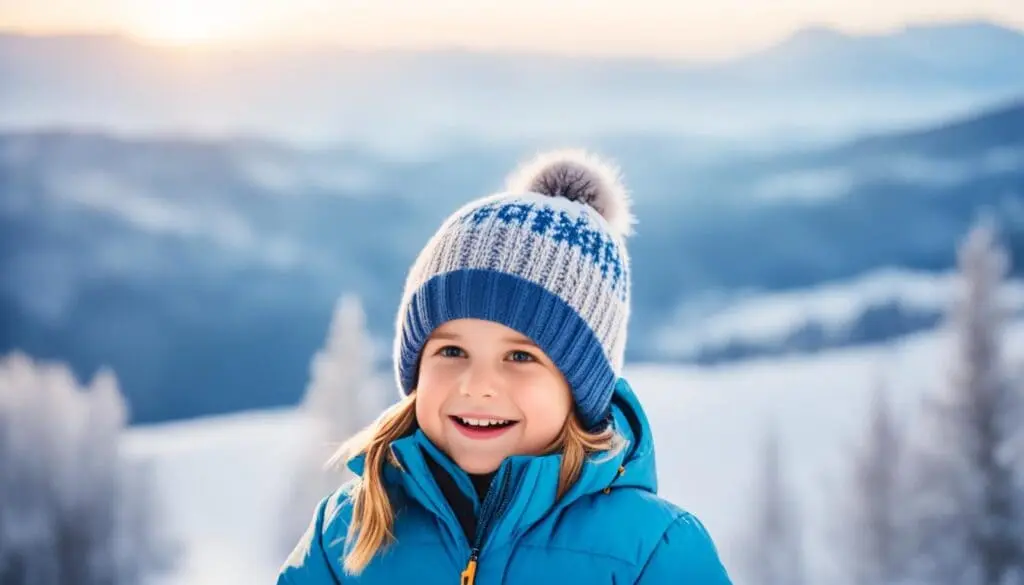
[
  {"xmin": 428, "ymin": 331, "xmax": 538, "ymax": 347},
  {"xmin": 504, "ymin": 335, "xmax": 539, "ymax": 347}
]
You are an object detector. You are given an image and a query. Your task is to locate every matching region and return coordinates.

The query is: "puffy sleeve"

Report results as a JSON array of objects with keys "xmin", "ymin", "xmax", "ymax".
[
  {"xmin": 635, "ymin": 512, "xmax": 733, "ymax": 585},
  {"xmin": 277, "ymin": 492, "xmax": 345, "ymax": 585}
]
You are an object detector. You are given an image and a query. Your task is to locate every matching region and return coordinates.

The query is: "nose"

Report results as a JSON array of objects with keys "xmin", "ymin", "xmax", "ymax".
[{"xmin": 459, "ymin": 362, "xmax": 497, "ymax": 399}]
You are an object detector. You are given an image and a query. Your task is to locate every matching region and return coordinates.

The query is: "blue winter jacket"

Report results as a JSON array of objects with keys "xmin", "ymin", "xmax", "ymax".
[{"xmin": 278, "ymin": 378, "xmax": 733, "ymax": 584}]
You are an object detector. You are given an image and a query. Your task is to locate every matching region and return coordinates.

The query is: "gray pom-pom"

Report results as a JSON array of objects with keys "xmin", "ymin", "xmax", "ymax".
[{"xmin": 505, "ymin": 149, "xmax": 636, "ymax": 237}]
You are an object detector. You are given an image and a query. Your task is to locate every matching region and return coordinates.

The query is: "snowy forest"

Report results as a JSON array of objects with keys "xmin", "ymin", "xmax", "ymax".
[
  {"xmin": 0, "ymin": 355, "xmax": 177, "ymax": 584},
  {"xmin": 741, "ymin": 216, "xmax": 1024, "ymax": 585},
  {"xmin": 2, "ymin": 211, "xmax": 1023, "ymax": 585}
]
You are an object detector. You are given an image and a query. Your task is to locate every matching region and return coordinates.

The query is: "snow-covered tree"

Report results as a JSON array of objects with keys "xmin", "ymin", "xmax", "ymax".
[
  {"xmin": 743, "ymin": 424, "xmax": 806, "ymax": 585},
  {"xmin": 906, "ymin": 216, "xmax": 1024, "ymax": 585},
  {"xmin": 0, "ymin": 351, "xmax": 175, "ymax": 585},
  {"xmin": 279, "ymin": 294, "xmax": 388, "ymax": 554},
  {"xmin": 835, "ymin": 373, "xmax": 914, "ymax": 585}
]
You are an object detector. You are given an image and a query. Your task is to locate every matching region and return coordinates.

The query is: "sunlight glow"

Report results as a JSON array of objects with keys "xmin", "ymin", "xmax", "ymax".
[
  {"xmin": 129, "ymin": 0, "xmax": 250, "ymax": 46},
  {"xmin": 1, "ymin": 0, "xmax": 1022, "ymax": 57}
]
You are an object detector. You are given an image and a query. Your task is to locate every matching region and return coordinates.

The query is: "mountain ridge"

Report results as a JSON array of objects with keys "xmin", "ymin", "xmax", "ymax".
[
  {"xmin": 3, "ymin": 97, "xmax": 1022, "ymax": 423},
  {"xmin": 2, "ymin": 20, "xmax": 1022, "ymax": 146},
  {"xmin": 2, "ymin": 18, "xmax": 1021, "ymax": 63}
]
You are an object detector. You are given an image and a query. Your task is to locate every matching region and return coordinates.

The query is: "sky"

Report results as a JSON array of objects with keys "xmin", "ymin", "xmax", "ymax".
[{"xmin": 2, "ymin": 0, "xmax": 1023, "ymax": 59}]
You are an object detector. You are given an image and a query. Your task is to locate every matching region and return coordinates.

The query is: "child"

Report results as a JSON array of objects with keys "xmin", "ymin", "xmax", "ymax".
[{"xmin": 278, "ymin": 150, "xmax": 733, "ymax": 584}]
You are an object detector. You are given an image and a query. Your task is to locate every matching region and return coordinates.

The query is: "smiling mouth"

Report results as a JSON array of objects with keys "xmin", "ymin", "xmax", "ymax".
[
  {"xmin": 449, "ymin": 415, "xmax": 519, "ymax": 438},
  {"xmin": 452, "ymin": 415, "xmax": 516, "ymax": 428}
]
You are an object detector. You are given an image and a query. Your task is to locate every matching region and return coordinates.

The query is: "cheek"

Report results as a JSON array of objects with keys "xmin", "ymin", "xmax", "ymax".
[
  {"xmin": 417, "ymin": 357, "xmax": 460, "ymax": 393},
  {"xmin": 415, "ymin": 390, "xmax": 445, "ymax": 448},
  {"xmin": 514, "ymin": 375, "xmax": 572, "ymax": 444},
  {"xmin": 414, "ymin": 366, "xmax": 450, "ymax": 436}
]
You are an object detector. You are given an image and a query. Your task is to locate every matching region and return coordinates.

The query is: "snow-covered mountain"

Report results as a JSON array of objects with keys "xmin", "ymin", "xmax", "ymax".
[
  {"xmin": 656, "ymin": 268, "xmax": 1024, "ymax": 361},
  {"xmin": 2, "ymin": 99, "xmax": 1022, "ymax": 425}
]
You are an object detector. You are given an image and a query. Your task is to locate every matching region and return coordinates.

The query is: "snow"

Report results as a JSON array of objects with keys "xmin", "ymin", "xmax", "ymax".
[
  {"xmin": 636, "ymin": 318, "xmax": 1024, "ymax": 583},
  {"xmin": 121, "ymin": 410, "xmax": 309, "ymax": 585},
  {"xmin": 657, "ymin": 267, "xmax": 1024, "ymax": 357},
  {"xmin": 121, "ymin": 319, "xmax": 1024, "ymax": 585}
]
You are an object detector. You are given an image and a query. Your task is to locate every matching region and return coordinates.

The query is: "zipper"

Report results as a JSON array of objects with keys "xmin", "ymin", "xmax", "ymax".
[
  {"xmin": 460, "ymin": 465, "xmax": 516, "ymax": 585},
  {"xmin": 460, "ymin": 550, "xmax": 479, "ymax": 585}
]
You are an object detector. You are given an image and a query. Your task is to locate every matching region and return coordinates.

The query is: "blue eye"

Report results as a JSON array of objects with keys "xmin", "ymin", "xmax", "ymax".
[
  {"xmin": 438, "ymin": 345, "xmax": 466, "ymax": 358},
  {"xmin": 508, "ymin": 350, "xmax": 536, "ymax": 363}
]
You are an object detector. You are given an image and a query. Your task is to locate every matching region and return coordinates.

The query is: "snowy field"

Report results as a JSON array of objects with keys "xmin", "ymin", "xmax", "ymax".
[
  {"xmin": 122, "ymin": 410, "xmax": 310, "ymax": 584},
  {"xmin": 122, "ymin": 319, "xmax": 1024, "ymax": 585}
]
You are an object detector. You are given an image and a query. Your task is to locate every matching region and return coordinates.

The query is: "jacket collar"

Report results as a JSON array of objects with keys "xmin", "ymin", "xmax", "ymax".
[{"xmin": 346, "ymin": 377, "xmax": 657, "ymax": 550}]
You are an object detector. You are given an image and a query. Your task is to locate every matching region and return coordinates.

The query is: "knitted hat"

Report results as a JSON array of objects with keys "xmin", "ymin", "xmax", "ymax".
[{"xmin": 394, "ymin": 149, "xmax": 635, "ymax": 430}]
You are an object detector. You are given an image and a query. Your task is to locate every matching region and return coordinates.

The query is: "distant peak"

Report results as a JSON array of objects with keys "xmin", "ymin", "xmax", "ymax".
[
  {"xmin": 0, "ymin": 29, "xmax": 126, "ymax": 42},
  {"xmin": 788, "ymin": 25, "xmax": 848, "ymax": 42},
  {"xmin": 898, "ymin": 18, "xmax": 1018, "ymax": 34},
  {"xmin": 763, "ymin": 18, "xmax": 1024, "ymax": 56},
  {"xmin": 770, "ymin": 25, "xmax": 852, "ymax": 53}
]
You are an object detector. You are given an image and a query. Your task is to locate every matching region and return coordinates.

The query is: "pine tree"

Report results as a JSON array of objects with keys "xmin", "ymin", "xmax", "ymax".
[
  {"xmin": 908, "ymin": 216, "xmax": 1024, "ymax": 585},
  {"xmin": 744, "ymin": 424, "xmax": 806, "ymax": 585},
  {"xmin": 836, "ymin": 372, "xmax": 913, "ymax": 585},
  {"xmin": 279, "ymin": 294, "xmax": 385, "ymax": 554},
  {"xmin": 0, "ymin": 352, "xmax": 175, "ymax": 585}
]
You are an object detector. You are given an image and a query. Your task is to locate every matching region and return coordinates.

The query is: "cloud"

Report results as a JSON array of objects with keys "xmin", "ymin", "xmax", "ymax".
[
  {"xmin": 49, "ymin": 170, "xmax": 311, "ymax": 269},
  {"xmin": 235, "ymin": 153, "xmax": 380, "ymax": 196},
  {"xmin": 753, "ymin": 147, "xmax": 1024, "ymax": 202},
  {"xmin": 752, "ymin": 167, "xmax": 855, "ymax": 201},
  {"xmin": 55, "ymin": 170, "xmax": 255, "ymax": 246}
]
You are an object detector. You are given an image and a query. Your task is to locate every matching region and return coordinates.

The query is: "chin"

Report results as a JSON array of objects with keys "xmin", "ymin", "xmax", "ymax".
[{"xmin": 452, "ymin": 453, "xmax": 503, "ymax": 475}]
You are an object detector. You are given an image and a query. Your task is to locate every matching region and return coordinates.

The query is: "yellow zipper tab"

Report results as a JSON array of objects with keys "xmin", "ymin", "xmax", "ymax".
[{"xmin": 460, "ymin": 558, "xmax": 478, "ymax": 585}]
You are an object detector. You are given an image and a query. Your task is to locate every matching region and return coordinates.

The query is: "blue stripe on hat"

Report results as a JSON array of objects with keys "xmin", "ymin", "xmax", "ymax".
[{"xmin": 398, "ymin": 268, "xmax": 615, "ymax": 430}]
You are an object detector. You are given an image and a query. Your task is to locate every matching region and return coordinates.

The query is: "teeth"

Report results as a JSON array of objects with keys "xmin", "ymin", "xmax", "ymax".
[{"xmin": 457, "ymin": 417, "xmax": 510, "ymax": 427}]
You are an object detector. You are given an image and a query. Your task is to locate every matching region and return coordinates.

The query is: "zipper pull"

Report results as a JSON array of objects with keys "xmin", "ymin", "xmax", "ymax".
[{"xmin": 460, "ymin": 549, "xmax": 480, "ymax": 585}]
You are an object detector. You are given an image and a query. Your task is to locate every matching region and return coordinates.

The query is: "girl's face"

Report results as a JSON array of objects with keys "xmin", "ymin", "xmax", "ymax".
[{"xmin": 415, "ymin": 318, "xmax": 572, "ymax": 475}]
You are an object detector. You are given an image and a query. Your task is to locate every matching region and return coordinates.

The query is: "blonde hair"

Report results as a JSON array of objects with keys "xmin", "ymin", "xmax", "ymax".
[{"xmin": 332, "ymin": 393, "xmax": 620, "ymax": 575}]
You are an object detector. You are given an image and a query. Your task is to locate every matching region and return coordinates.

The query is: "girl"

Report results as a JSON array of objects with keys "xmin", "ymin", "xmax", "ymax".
[{"xmin": 278, "ymin": 150, "xmax": 733, "ymax": 584}]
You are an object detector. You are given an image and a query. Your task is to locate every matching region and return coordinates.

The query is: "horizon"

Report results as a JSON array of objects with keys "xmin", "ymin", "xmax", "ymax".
[
  {"xmin": 0, "ymin": 17, "xmax": 1021, "ymax": 65},
  {"xmin": 2, "ymin": 1, "xmax": 1024, "ymax": 60}
]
